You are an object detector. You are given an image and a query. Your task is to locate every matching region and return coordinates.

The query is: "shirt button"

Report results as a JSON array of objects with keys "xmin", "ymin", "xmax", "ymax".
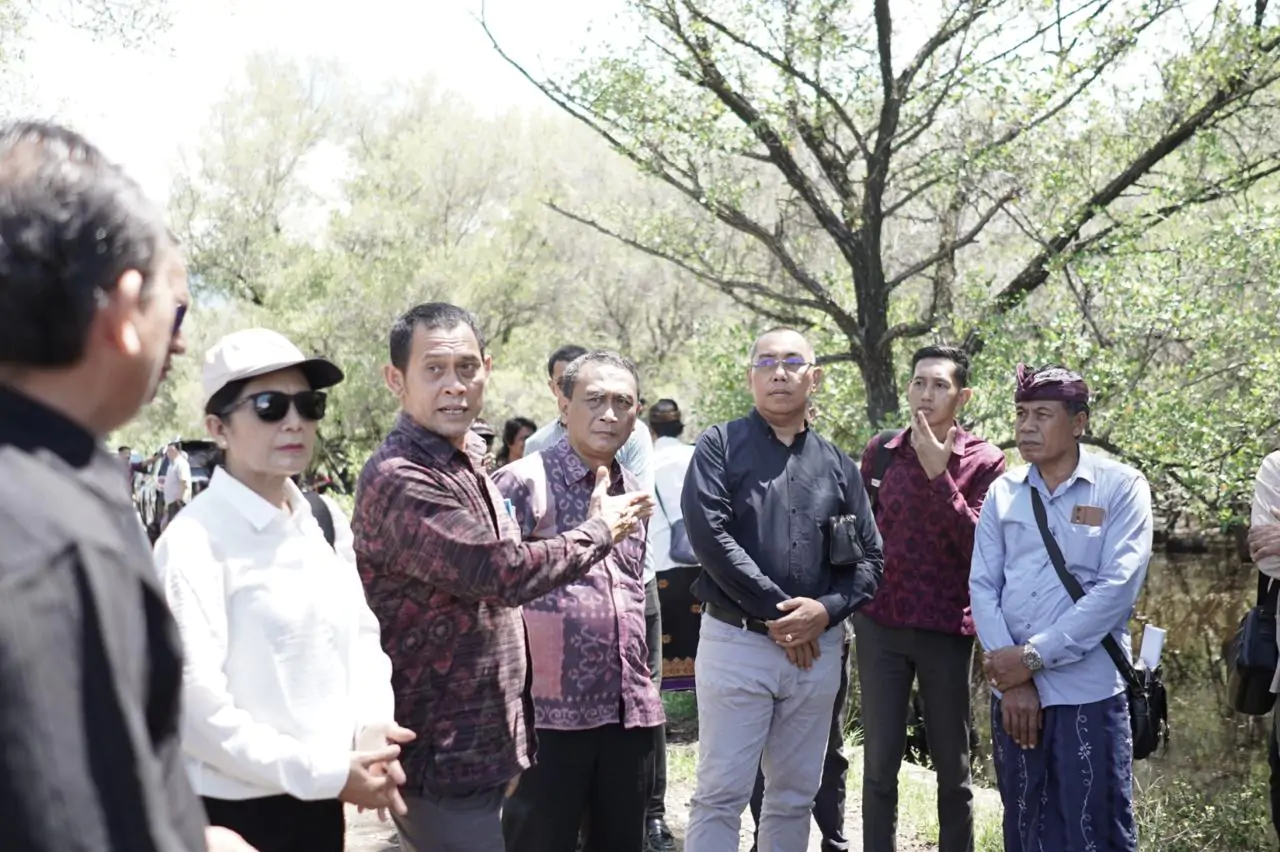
[
  {"xmin": 1024, "ymin": 623, "xmax": 1032, "ymax": 630},
  {"xmin": 1031, "ymin": 592, "xmax": 1037, "ymax": 598},
  {"xmin": 792, "ymin": 542, "xmax": 798, "ymax": 548}
]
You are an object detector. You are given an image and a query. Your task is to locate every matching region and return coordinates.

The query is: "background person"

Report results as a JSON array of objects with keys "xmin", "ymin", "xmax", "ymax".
[{"xmin": 682, "ymin": 327, "xmax": 883, "ymax": 852}]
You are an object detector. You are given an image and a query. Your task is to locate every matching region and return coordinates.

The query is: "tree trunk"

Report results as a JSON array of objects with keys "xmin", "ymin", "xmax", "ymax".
[{"xmin": 859, "ymin": 346, "xmax": 900, "ymax": 429}]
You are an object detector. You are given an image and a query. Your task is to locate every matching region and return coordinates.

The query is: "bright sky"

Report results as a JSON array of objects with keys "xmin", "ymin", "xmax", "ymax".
[{"xmin": 16, "ymin": 0, "xmax": 621, "ymax": 201}]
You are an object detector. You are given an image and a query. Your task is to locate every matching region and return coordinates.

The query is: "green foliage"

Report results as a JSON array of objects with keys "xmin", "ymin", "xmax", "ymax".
[{"xmin": 116, "ymin": 54, "xmax": 742, "ymax": 473}]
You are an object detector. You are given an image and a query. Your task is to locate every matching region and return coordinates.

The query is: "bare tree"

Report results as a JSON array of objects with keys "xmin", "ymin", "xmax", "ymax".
[{"xmin": 484, "ymin": 0, "xmax": 1280, "ymax": 425}]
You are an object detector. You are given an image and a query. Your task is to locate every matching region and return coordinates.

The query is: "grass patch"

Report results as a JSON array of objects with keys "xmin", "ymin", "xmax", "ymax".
[{"xmin": 840, "ymin": 731, "xmax": 1004, "ymax": 851}]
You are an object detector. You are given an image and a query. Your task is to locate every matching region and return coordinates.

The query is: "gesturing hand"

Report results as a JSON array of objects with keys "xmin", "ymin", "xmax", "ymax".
[
  {"xmin": 340, "ymin": 744, "xmax": 406, "ymax": 814},
  {"xmin": 588, "ymin": 466, "xmax": 655, "ymax": 542},
  {"xmin": 999, "ymin": 682, "xmax": 1043, "ymax": 750},
  {"xmin": 910, "ymin": 410, "xmax": 955, "ymax": 481},
  {"xmin": 355, "ymin": 723, "xmax": 417, "ymax": 821},
  {"xmin": 767, "ymin": 597, "xmax": 830, "ymax": 648}
]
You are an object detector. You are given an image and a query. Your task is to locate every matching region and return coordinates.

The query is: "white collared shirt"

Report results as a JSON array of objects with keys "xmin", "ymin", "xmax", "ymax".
[
  {"xmin": 154, "ymin": 467, "xmax": 394, "ymax": 801},
  {"xmin": 651, "ymin": 436, "xmax": 697, "ymax": 572}
]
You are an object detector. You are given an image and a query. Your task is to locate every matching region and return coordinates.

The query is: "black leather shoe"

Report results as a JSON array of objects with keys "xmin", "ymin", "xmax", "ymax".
[
  {"xmin": 820, "ymin": 841, "xmax": 850, "ymax": 852},
  {"xmin": 646, "ymin": 817, "xmax": 676, "ymax": 852}
]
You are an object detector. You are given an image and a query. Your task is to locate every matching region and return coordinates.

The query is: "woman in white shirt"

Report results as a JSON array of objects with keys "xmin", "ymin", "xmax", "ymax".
[{"xmin": 154, "ymin": 328, "xmax": 412, "ymax": 852}]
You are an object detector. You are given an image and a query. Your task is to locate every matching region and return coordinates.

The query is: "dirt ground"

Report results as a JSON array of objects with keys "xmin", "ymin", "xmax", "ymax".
[{"xmin": 343, "ymin": 741, "xmax": 940, "ymax": 852}]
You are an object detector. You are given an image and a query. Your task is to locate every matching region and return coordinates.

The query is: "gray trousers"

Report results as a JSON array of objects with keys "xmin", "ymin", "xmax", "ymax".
[
  {"xmin": 393, "ymin": 786, "xmax": 506, "ymax": 852},
  {"xmin": 686, "ymin": 614, "xmax": 843, "ymax": 852},
  {"xmin": 854, "ymin": 613, "xmax": 975, "ymax": 852}
]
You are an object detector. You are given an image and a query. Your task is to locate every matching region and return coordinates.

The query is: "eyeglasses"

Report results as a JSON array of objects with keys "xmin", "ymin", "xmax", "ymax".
[
  {"xmin": 221, "ymin": 390, "xmax": 328, "ymax": 423},
  {"xmin": 751, "ymin": 356, "xmax": 814, "ymax": 373}
]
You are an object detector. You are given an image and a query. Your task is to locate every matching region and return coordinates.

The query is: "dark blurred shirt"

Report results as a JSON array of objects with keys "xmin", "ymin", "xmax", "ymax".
[
  {"xmin": 682, "ymin": 409, "xmax": 883, "ymax": 625},
  {"xmin": 0, "ymin": 385, "xmax": 205, "ymax": 851}
]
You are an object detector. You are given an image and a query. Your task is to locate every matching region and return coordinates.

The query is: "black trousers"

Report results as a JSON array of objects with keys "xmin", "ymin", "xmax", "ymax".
[
  {"xmin": 749, "ymin": 640, "xmax": 852, "ymax": 850},
  {"xmin": 645, "ymin": 576, "xmax": 668, "ymax": 820},
  {"xmin": 855, "ymin": 614, "xmax": 975, "ymax": 852},
  {"xmin": 503, "ymin": 724, "xmax": 656, "ymax": 852},
  {"xmin": 202, "ymin": 795, "xmax": 344, "ymax": 852}
]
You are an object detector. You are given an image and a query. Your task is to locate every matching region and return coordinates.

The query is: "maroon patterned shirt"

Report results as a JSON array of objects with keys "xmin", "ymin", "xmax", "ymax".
[
  {"xmin": 352, "ymin": 413, "xmax": 614, "ymax": 796},
  {"xmin": 493, "ymin": 440, "xmax": 665, "ymax": 732},
  {"xmin": 859, "ymin": 425, "xmax": 1005, "ymax": 636}
]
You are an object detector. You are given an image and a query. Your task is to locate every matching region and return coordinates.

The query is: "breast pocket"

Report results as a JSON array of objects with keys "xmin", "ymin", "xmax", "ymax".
[{"xmin": 1065, "ymin": 524, "xmax": 1105, "ymax": 574}]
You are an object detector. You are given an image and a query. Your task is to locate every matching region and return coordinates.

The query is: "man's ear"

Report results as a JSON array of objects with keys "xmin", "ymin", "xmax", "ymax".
[
  {"xmin": 1073, "ymin": 410, "xmax": 1089, "ymax": 438},
  {"xmin": 383, "ymin": 364, "xmax": 406, "ymax": 398},
  {"xmin": 98, "ymin": 269, "xmax": 147, "ymax": 356},
  {"xmin": 810, "ymin": 364, "xmax": 824, "ymax": 392},
  {"xmin": 957, "ymin": 387, "xmax": 974, "ymax": 409}
]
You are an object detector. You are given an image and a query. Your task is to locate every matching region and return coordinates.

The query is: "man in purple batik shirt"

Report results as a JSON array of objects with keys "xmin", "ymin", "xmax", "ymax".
[{"xmin": 494, "ymin": 351, "xmax": 665, "ymax": 852}]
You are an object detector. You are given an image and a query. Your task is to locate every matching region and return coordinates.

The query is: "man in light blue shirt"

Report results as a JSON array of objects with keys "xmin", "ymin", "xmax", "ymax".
[{"xmin": 970, "ymin": 363, "xmax": 1152, "ymax": 852}]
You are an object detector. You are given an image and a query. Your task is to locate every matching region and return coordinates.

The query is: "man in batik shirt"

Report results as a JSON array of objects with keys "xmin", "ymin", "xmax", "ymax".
[{"xmin": 494, "ymin": 351, "xmax": 665, "ymax": 852}]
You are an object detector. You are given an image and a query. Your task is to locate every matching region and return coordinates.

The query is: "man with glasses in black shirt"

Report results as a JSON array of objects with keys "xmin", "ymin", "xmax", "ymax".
[{"xmin": 681, "ymin": 327, "xmax": 882, "ymax": 852}]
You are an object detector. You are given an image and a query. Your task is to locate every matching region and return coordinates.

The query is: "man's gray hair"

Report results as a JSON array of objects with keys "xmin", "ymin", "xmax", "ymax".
[{"xmin": 559, "ymin": 350, "xmax": 641, "ymax": 400}]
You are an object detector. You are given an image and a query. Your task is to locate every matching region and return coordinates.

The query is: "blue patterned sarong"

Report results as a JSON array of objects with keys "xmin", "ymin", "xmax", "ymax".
[{"xmin": 991, "ymin": 692, "xmax": 1137, "ymax": 852}]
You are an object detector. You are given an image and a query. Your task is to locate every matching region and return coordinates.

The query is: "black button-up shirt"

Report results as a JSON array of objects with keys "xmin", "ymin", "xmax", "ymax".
[{"xmin": 682, "ymin": 409, "xmax": 883, "ymax": 624}]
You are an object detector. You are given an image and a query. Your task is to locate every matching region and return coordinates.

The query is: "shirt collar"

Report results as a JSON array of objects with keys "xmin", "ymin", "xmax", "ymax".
[
  {"xmin": 393, "ymin": 411, "xmax": 479, "ymax": 466},
  {"xmin": 545, "ymin": 436, "xmax": 626, "ymax": 490},
  {"xmin": 748, "ymin": 407, "xmax": 810, "ymax": 447},
  {"xmin": 0, "ymin": 385, "xmax": 98, "ymax": 469},
  {"xmin": 1026, "ymin": 448, "xmax": 1097, "ymax": 493},
  {"xmin": 208, "ymin": 466, "xmax": 307, "ymax": 531}
]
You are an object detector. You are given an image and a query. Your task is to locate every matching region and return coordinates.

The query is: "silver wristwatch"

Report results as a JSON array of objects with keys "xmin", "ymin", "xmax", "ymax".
[{"xmin": 1021, "ymin": 642, "xmax": 1044, "ymax": 673}]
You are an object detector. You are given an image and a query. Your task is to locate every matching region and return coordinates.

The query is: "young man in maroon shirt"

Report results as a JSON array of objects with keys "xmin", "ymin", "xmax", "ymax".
[{"xmin": 855, "ymin": 345, "xmax": 1006, "ymax": 852}]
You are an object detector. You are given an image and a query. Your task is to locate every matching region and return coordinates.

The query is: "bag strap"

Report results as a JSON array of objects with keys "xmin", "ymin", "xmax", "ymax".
[
  {"xmin": 866, "ymin": 429, "xmax": 904, "ymax": 508},
  {"xmin": 303, "ymin": 490, "xmax": 336, "ymax": 550},
  {"xmin": 1258, "ymin": 570, "xmax": 1279, "ymax": 610},
  {"xmin": 1028, "ymin": 486, "xmax": 1143, "ymax": 690}
]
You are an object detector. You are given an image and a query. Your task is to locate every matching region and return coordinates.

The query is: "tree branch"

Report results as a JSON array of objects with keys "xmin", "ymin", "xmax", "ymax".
[
  {"xmin": 990, "ymin": 37, "xmax": 1280, "ymax": 315},
  {"xmin": 680, "ymin": 0, "xmax": 871, "ymax": 160},
  {"xmin": 546, "ymin": 201, "xmax": 832, "ymax": 317},
  {"xmin": 885, "ymin": 187, "xmax": 1017, "ymax": 290},
  {"xmin": 480, "ymin": 2, "xmax": 859, "ymax": 330}
]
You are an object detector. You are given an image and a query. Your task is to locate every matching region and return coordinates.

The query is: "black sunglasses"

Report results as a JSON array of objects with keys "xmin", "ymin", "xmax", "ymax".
[{"xmin": 222, "ymin": 390, "xmax": 327, "ymax": 423}]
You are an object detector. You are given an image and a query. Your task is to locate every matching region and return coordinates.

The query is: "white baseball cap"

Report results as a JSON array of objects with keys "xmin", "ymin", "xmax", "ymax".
[{"xmin": 202, "ymin": 328, "xmax": 344, "ymax": 411}]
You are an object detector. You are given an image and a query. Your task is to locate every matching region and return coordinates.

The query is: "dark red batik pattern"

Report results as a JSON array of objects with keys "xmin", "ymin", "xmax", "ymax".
[
  {"xmin": 352, "ymin": 413, "xmax": 612, "ymax": 796},
  {"xmin": 859, "ymin": 426, "xmax": 1006, "ymax": 637}
]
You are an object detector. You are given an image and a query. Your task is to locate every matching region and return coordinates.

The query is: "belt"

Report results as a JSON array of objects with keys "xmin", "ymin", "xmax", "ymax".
[{"xmin": 704, "ymin": 602, "xmax": 770, "ymax": 636}]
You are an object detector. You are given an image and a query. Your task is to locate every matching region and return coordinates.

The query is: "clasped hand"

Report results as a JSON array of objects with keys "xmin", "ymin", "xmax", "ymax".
[
  {"xmin": 1248, "ymin": 507, "xmax": 1280, "ymax": 562},
  {"xmin": 982, "ymin": 646, "xmax": 1033, "ymax": 693},
  {"xmin": 346, "ymin": 723, "xmax": 417, "ymax": 820},
  {"xmin": 984, "ymin": 648, "xmax": 1041, "ymax": 749},
  {"xmin": 767, "ymin": 597, "xmax": 829, "ymax": 670}
]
